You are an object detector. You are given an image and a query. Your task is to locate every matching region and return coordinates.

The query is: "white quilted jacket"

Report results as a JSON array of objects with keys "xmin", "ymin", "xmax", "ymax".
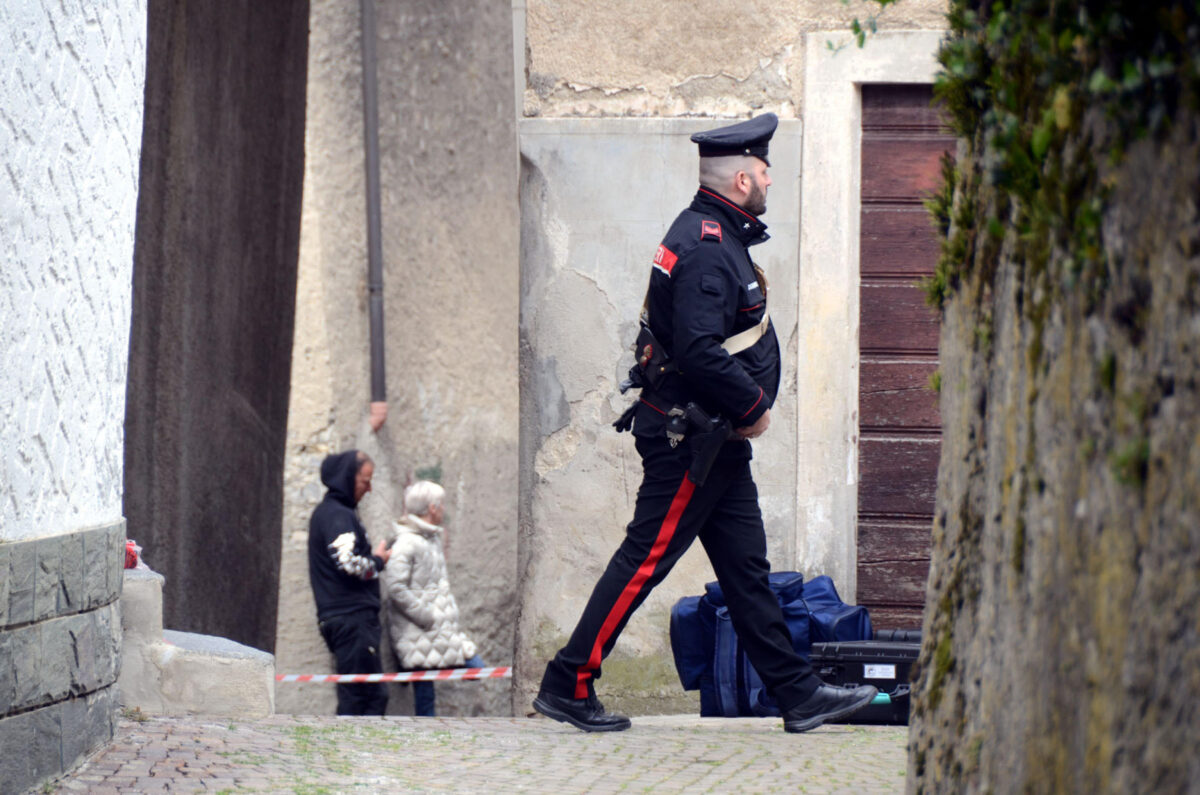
[{"xmin": 382, "ymin": 514, "xmax": 478, "ymax": 670}]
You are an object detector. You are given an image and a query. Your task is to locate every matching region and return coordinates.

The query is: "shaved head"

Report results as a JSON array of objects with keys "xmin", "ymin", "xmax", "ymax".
[{"xmin": 698, "ymin": 154, "xmax": 759, "ymax": 194}]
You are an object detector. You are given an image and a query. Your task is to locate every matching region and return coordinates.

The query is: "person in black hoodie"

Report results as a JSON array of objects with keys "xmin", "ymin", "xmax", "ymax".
[{"xmin": 308, "ymin": 449, "xmax": 391, "ymax": 715}]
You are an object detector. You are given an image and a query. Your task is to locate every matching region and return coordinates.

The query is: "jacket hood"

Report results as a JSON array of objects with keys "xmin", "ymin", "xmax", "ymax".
[
  {"xmin": 396, "ymin": 514, "xmax": 442, "ymax": 538},
  {"xmin": 320, "ymin": 450, "xmax": 362, "ymax": 507}
]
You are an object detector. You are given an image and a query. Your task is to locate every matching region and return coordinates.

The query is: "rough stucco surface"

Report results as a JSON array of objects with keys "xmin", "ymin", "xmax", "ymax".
[
  {"xmin": 0, "ymin": 3, "xmax": 144, "ymax": 791},
  {"xmin": 1, "ymin": 0, "xmax": 146, "ymax": 542},
  {"xmin": 909, "ymin": 120, "xmax": 1200, "ymax": 791},
  {"xmin": 522, "ymin": 0, "xmax": 948, "ymax": 117},
  {"xmin": 514, "ymin": 120, "xmax": 801, "ymax": 716},
  {"xmin": 275, "ymin": 0, "xmax": 519, "ymax": 717},
  {"xmin": 124, "ymin": 1, "xmax": 310, "ymax": 654}
]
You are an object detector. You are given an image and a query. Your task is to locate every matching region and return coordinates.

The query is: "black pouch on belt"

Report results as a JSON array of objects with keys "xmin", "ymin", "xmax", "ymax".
[
  {"xmin": 632, "ymin": 325, "xmax": 676, "ymax": 392},
  {"xmin": 615, "ymin": 325, "xmax": 678, "ymax": 432}
]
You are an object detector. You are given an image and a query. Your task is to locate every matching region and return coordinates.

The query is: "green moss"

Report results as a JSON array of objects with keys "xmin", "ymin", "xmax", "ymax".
[
  {"xmin": 414, "ymin": 463, "xmax": 443, "ymax": 483},
  {"xmin": 929, "ymin": 0, "xmax": 1200, "ymax": 309},
  {"xmin": 928, "ymin": 369, "xmax": 943, "ymax": 394},
  {"xmin": 1011, "ymin": 516, "xmax": 1026, "ymax": 574},
  {"xmin": 1099, "ymin": 352, "xmax": 1117, "ymax": 393},
  {"xmin": 1110, "ymin": 438, "xmax": 1150, "ymax": 487}
]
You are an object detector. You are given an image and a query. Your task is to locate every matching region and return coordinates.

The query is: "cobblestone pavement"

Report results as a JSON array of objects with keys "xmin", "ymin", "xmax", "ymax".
[{"xmin": 47, "ymin": 714, "xmax": 909, "ymax": 794}]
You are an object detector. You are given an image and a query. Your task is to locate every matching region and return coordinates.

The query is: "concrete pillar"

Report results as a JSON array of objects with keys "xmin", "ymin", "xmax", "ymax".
[{"xmin": 0, "ymin": 1, "xmax": 147, "ymax": 791}]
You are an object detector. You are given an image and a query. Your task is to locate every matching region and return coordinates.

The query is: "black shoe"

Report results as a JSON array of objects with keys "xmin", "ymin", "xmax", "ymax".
[
  {"xmin": 532, "ymin": 691, "xmax": 632, "ymax": 732},
  {"xmin": 782, "ymin": 684, "xmax": 878, "ymax": 733}
]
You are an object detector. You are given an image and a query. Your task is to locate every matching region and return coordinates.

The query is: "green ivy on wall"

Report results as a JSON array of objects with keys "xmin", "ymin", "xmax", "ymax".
[{"xmin": 924, "ymin": 0, "xmax": 1200, "ymax": 324}]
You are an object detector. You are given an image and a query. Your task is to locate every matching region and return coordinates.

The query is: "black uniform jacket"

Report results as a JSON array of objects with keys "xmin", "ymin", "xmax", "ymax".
[{"xmin": 632, "ymin": 187, "xmax": 781, "ymax": 445}]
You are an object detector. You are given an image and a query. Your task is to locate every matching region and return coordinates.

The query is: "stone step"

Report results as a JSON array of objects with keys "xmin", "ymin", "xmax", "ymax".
[{"xmin": 119, "ymin": 569, "xmax": 274, "ymax": 717}]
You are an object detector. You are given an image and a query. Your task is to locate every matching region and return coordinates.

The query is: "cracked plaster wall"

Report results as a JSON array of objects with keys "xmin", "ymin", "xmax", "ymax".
[
  {"xmin": 276, "ymin": 0, "xmax": 519, "ymax": 717},
  {"xmin": 514, "ymin": 119, "xmax": 801, "ymax": 715},
  {"xmin": 521, "ymin": 0, "xmax": 948, "ymax": 118}
]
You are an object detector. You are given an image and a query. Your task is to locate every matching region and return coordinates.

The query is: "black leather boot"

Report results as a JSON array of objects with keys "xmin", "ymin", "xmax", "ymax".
[
  {"xmin": 781, "ymin": 684, "xmax": 878, "ymax": 733},
  {"xmin": 533, "ymin": 691, "xmax": 632, "ymax": 732}
]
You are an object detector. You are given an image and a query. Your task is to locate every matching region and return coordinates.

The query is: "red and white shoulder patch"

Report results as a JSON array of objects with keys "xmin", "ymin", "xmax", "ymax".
[
  {"xmin": 700, "ymin": 220, "xmax": 722, "ymax": 242},
  {"xmin": 653, "ymin": 244, "xmax": 679, "ymax": 276}
]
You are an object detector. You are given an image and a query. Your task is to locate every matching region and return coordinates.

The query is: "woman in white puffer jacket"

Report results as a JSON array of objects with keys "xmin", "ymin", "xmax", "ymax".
[{"xmin": 382, "ymin": 480, "xmax": 481, "ymax": 716}]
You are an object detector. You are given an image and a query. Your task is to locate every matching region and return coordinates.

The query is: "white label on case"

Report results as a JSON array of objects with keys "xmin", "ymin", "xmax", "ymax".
[{"xmin": 864, "ymin": 664, "xmax": 896, "ymax": 679}]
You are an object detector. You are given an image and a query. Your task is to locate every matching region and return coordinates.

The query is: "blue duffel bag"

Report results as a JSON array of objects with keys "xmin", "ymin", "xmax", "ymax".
[{"xmin": 669, "ymin": 572, "xmax": 871, "ymax": 717}]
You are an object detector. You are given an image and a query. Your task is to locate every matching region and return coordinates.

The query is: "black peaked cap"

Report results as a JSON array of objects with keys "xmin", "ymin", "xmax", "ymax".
[{"xmin": 690, "ymin": 113, "xmax": 779, "ymax": 165}]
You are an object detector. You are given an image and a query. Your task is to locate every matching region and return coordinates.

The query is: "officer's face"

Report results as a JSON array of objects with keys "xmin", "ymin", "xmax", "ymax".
[{"xmin": 744, "ymin": 160, "xmax": 771, "ymax": 216}]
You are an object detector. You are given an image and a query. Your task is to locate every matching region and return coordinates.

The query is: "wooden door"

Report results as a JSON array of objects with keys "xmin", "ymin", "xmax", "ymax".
[{"xmin": 856, "ymin": 84, "xmax": 954, "ymax": 629}]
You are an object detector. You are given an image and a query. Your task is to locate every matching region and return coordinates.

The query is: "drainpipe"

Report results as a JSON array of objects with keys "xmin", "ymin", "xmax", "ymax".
[{"xmin": 361, "ymin": 0, "xmax": 387, "ymax": 431}]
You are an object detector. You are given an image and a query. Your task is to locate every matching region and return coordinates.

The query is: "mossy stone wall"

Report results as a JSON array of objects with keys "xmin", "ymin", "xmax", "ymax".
[{"xmin": 909, "ymin": 2, "xmax": 1200, "ymax": 790}]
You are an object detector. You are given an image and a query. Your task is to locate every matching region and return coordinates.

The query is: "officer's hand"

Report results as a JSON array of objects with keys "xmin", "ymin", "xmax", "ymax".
[{"xmin": 735, "ymin": 408, "xmax": 770, "ymax": 440}]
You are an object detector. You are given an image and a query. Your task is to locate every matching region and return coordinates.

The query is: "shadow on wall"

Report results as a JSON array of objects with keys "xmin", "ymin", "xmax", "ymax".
[{"xmin": 123, "ymin": 1, "xmax": 311, "ymax": 653}]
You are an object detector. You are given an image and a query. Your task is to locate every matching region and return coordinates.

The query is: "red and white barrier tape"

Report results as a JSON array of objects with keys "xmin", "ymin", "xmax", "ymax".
[{"xmin": 277, "ymin": 666, "xmax": 511, "ymax": 684}]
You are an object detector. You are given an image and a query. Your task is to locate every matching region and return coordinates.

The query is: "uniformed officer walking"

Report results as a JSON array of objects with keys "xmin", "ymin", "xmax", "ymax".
[{"xmin": 532, "ymin": 113, "xmax": 877, "ymax": 733}]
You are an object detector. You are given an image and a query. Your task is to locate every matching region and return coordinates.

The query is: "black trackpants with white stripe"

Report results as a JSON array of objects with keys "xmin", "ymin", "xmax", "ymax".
[{"xmin": 539, "ymin": 435, "xmax": 818, "ymax": 711}]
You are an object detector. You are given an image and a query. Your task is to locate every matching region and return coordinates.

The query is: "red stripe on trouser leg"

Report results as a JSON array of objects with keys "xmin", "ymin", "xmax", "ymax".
[{"xmin": 574, "ymin": 474, "xmax": 696, "ymax": 699}]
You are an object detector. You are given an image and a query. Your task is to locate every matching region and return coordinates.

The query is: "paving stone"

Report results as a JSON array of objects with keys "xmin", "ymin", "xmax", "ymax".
[{"xmin": 44, "ymin": 713, "xmax": 909, "ymax": 793}]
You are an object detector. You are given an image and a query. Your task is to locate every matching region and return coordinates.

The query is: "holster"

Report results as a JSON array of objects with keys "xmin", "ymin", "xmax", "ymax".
[{"xmin": 681, "ymin": 403, "xmax": 733, "ymax": 487}]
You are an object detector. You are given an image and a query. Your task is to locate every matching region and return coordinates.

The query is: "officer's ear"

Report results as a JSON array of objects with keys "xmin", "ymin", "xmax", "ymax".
[{"xmin": 734, "ymin": 170, "xmax": 751, "ymax": 197}]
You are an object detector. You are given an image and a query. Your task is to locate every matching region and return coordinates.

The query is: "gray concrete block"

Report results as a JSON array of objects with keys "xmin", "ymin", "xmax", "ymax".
[
  {"xmin": 106, "ymin": 522, "xmax": 125, "ymax": 601},
  {"xmin": 61, "ymin": 686, "xmax": 117, "ymax": 775},
  {"xmin": 41, "ymin": 615, "xmax": 74, "ymax": 703},
  {"xmin": 121, "ymin": 568, "xmax": 164, "ymax": 641},
  {"xmin": 23, "ymin": 698, "xmax": 62, "ymax": 793},
  {"xmin": 82, "ymin": 526, "xmax": 109, "ymax": 612},
  {"xmin": 140, "ymin": 630, "xmax": 275, "ymax": 717},
  {"xmin": 59, "ymin": 532, "xmax": 86, "ymax": 614},
  {"xmin": 67, "ymin": 613, "xmax": 99, "ymax": 695},
  {"xmin": 0, "ymin": 710, "xmax": 36, "ymax": 795},
  {"xmin": 12, "ymin": 623, "xmax": 41, "ymax": 711},
  {"xmin": 7, "ymin": 541, "xmax": 36, "ymax": 626},
  {"xmin": 34, "ymin": 536, "xmax": 62, "ymax": 623},
  {"xmin": 92, "ymin": 603, "xmax": 121, "ymax": 688},
  {"xmin": 0, "ymin": 543, "xmax": 10, "ymax": 628},
  {"xmin": 0, "ymin": 630, "xmax": 14, "ymax": 716}
]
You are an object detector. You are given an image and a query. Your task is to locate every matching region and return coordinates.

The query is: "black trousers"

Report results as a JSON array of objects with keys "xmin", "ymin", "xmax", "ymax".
[
  {"xmin": 540, "ymin": 435, "xmax": 818, "ymax": 711},
  {"xmin": 318, "ymin": 608, "xmax": 388, "ymax": 716}
]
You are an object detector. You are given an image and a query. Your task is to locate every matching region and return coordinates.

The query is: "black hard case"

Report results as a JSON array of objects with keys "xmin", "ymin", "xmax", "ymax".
[{"xmin": 809, "ymin": 635, "xmax": 920, "ymax": 725}]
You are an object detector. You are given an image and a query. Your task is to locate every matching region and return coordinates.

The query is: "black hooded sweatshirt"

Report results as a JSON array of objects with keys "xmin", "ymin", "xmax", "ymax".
[{"xmin": 307, "ymin": 450, "xmax": 386, "ymax": 620}]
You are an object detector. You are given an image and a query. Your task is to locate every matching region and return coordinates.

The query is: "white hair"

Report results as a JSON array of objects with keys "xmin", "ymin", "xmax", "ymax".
[
  {"xmin": 404, "ymin": 480, "xmax": 445, "ymax": 517},
  {"xmin": 698, "ymin": 154, "xmax": 756, "ymax": 193}
]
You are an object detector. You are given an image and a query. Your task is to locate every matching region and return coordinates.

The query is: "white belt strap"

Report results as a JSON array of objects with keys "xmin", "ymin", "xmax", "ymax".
[{"xmin": 722, "ymin": 311, "xmax": 770, "ymax": 355}]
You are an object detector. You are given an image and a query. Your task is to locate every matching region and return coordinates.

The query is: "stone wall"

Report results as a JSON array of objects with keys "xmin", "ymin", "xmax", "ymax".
[
  {"xmin": 521, "ymin": 0, "xmax": 948, "ymax": 118},
  {"xmin": 906, "ymin": 4, "xmax": 1200, "ymax": 787},
  {"xmin": 911, "ymin": 115, "xmax": 1200, "ymax": 793},
  {"xmin": 0, "ymin": 1, "xmax": 145, "ymax": 790},
  {"xmin": 124, "ymin": 1, "xmax": 310, "ymax": 654},
  {"xmin": 0, "ymin": 525, "xmax": 126, "ymax": 791},
  {"xmin": 275, "ymin": 0, "xmax": 520, "ymax": 717}
]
